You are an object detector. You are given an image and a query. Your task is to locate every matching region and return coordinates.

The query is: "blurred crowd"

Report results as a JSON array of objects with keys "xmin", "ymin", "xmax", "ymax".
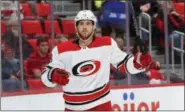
[{"xmin": 1, "ymin": 0, "xmax": 184, "ymax": 92}]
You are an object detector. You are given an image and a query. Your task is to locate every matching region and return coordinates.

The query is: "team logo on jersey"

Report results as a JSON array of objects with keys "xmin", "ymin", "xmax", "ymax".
[{"xmin": 72, "ymin": 60, "xmax": 101, "ymax": 77}]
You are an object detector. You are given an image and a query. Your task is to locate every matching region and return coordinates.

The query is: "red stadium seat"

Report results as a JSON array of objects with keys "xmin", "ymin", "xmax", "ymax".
[
  {"xmin": 35, "ymin": 3, "xmax": 50, "ymax": 17},
  {"xmin": 1, "ymin": 20, "xmax": 7, "ymax": 34},
  {"xmin": 22, "ymin": 20, "xmax": 43, "ymax": 35},
  {"xmin": 61, "ymin": 20, "xmax": 76, "ymax": 35},
  {"xmin": 44, "ymin": 20, "xmax": 62, "ymax": 34},
  {"xmin": 174, "ymin": 3, "xmax": 185, "ymax": 16},
  {"xmin": 26, "ymin": 79, "xmax": 46, "ymax": 89},
  {"xmin": 24, "ymin": 60, "xmax": 28, "ymax": 75},
  {"xmin": 28, "ymin": 39, "xmax": 37, "ymax": 51},
  {"xmin": 21, "ymin": 3, "xmax": 33, "ymax": 17}
]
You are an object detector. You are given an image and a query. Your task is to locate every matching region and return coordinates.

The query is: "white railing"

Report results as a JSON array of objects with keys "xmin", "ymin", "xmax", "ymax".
[
  {"xmin": 171, "ymin": 31, "xmax": 185, "ymax": 76},
  {"xmin": 139, "ymin": 12, "xmax": 152, "ymax": 54}
]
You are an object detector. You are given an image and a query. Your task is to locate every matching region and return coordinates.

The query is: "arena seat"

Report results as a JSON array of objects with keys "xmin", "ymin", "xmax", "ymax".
[
  {"xmin": 44, "ymin": 20, "xmax": 62, "ymax": 35},
  {"xmin": 26, "ymin": 79, "xmax": 46, "ymax": 89},
  {"xmin": 1, "ymin": 20, "xmax": 7, "ymax": 34},
  {"xmin": 28, "ymin": 39, "xmax": 37, "ymax": 51},
  {"xmin": 35, "ymin": 3, "xmax": 51, "ymax": 17},
  {"xmin": 22, "ymin": 20, "xmax": 43, "ymax": 35},
  {"xmin": 174, "ymin": 3, "xmax": 185, "ymax": 16},
  {"xmin": 61, "ymin": 20, "xmax": 76, "ymax": 35},
  {"xmin": 174, "ymin": 3, "xmax": 185, "ymax": 22},
  {"xmin": 21, "ymin": 3, "xmax": 33, "ymax": 17}
]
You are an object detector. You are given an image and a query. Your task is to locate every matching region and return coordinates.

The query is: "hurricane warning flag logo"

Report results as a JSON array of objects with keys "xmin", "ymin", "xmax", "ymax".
[{"xmin": 72, "ymin": 60, "xmax": 101, "ymax": 77}]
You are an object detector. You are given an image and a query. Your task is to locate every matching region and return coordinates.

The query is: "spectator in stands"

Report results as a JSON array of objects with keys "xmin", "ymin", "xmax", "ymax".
[
  {"xmin": 27, "ymin": 0, "xmax": 46, "ymax": 3},
  {"xmin": 132, "ymin": 0, "xmax": 159, "ymax": 17},
  {"xmin": 56, "ymin": 34, "xmax": 68, "ymax": 43},
  {"xmin": 110, "ymin": 37, "xmax": 150, "ymax": 85},
  {"xmin": 1, "ymin": 48, "xmax": 27, "ymax": 92},
  {"xmin": 155, "ymin": 1, "xmax": 185, "ymax": 56},
  {"xmin": 97, "ymin": 0, "xmax": 126, "ymax": 37},
  {"xmin": 115, "ymin": 37, "xmax": 125, "ymax": 51},
  {"xmin": 1, "ymin": 0, "xmax": 24, "ymax": 19},
  {"xmin": 67, "ymin": 33, "xmax": 78, "ymax": 40},
  {"xmin": 133, "ymin": 39, "xmax": 165, "ymax": 84},
  {"xmin": 26, "ymin": 36, "xmax": 51, "ymax": 79},
  {"xmin": 110, "ymin": 37, "xmax": 126, "ymax": 85},
  {"xmin": 20, "ymin": 0, "xmax": 26, "ymax": 3},
  {"xmin": 132, "ymin": 0, "xmax": 161, "ymax": 47},
  {"xmin": 3, "ymin": 19, "xmax": 33, "ymax": 60}
]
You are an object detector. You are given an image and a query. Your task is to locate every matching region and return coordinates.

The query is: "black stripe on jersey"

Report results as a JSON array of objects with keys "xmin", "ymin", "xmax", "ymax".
[
  {"xmin": 45, "ymin": 66, "xmax": 54, "ymax": 82},
  {"xmin": 49, "ymin": 68, "xmax": 58, "ymax": 82},
  {"xmin": 41, "ymin": 69, "xmax": 47, "ymax": 75},
  {"xmin": 65, "ymin": 90, "xmax": 110, "ymax": 105},
  {"xmin": 117, "ymin": 54, "xmax": 133, "ymax": 74},
  {"xmin": 117, "ymin": 54, "xmax": 130, "ymax": 68},
  {"xmin": 124, "ymin": 56, "xmax": 132, "ymax": 75},
  {"xmin": 46, "ymin": 65, "xmax": 52, "ymax": 69},
  {"xmin": 64, "ymin": 84, "xmax": 106, "ymax": 95}
]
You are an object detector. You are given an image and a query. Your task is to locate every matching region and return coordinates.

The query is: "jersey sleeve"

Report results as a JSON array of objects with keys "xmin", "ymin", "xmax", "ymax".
[
  {"xmin": 110, "ymin": 38, "xmax": 145, "ymax": 74},
  {"xmin": 41, "ymin": 46, "xmax": 66, "ymax": 88},
  {"xmin": 110, "ymin": 38, "xmax": 128, "ymax": 67}
]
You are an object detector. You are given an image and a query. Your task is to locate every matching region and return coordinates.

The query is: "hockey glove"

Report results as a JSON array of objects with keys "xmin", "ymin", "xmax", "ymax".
[{"xmin": 51, "ymin": 68, "xmax": 70, "ymax": 86}]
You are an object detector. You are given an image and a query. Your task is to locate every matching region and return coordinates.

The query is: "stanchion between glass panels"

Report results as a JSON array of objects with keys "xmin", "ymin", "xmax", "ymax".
[
  {"xmin": 171, "ymin": 31, "xmax": 185, "ymax": 77},
  {"xmin": 139, "ymin": 12, "xmax": 152, "ymax": 54},
  {"xmin": 0, "ymin": 0, "xmax": 2, "ymax": 93}
]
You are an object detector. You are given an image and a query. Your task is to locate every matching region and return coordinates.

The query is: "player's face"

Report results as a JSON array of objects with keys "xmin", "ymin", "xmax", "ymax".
[
  {"xmin": 39, "ymin": 42, "xmax": 49, "ymax": 54},
  {"xmin": 77, "ymin": 20, "xmax": 94, "ymax": 40}
]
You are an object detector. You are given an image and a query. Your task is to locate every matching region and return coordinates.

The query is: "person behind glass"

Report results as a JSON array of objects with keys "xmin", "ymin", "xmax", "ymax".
[
  {"xmin": 1, "ymin": 0, "xmax": 24, "ymax": 19},
  {"xmin": 26, "ymin": 36, "xmax": 51, "ymax": 79},
  {"xmin": 3, "ymin": 19, "xmax": 33, "ymax": 60},
  {"xmin": 110, "ymin": 37, "xmax": 127, "ymax": 85},
  {"xmin": 133, "ymin": 39, "xmax": 165, "ymax": 84},
  {"xmin": 112, "ymin": 37, "xmax": 150, "ymax": 85},
  {"xmin": 1, "ymin": 47, "xmax": 27, "ymax": 92},
  {"xmin": 56, "ymin": 34, "xmax": 69, "ymax": 43},
  {"xmin": 115, "ymin": 37, "xmax": 125, "ymax": 51}
]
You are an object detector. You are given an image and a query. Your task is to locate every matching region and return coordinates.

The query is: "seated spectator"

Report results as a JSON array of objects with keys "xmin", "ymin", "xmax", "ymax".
[
  {"xmin": 133, "ymin": 39, "xmax": 165, "ymax": 84},
  {"xmin": 110, "ymin": 37, "xmax": 149, "ymax": 85},
  {"xmin": 132, "ymin": 0, "xmax": 159, "ymax": 17},
  {"xmin": 97, "ymin": 0, "xmax": 126, "ymax": 37},
  {"xmin": 3, "ymin": 19, "xmax": 33, "ymax": 60},
  {"xmin": 56, "ymin": 34, "xmax": 68, "ymax": 43},
  {"xmin": 36, "ymin": 0, "xmax": 47, "ymax": 3},
  {"xmin": 67, "ymin": 33, "xmax": 77, "ymax": 40},
  {"xmin": 154, "ymin": 1, "xmax": 185, "ymax": 55},
  {"xmin": 115, "ymin": 37, "xmax": 125, "ymax": 51},
  {"xmin": 26, "ymin": 36, "xmax": 51, "ymax": 79},
  {"xmin": 132, "ymin": 0, "xmax": 161, "ymax": 46},
  {"xmin": 110, "ymin": 37, "xmax": 127, "ymax": 85},
  {"xmin": 1, "ymin": 0, "xmax": 24, "ymax": 19},
  {"xmin": 2, "ymin": 48, "xmax": 27, "ymax": 92}
]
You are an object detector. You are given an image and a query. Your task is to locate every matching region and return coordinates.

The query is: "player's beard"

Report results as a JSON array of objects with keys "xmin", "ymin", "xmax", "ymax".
[
  {"xmin": 78, "ymin": 30, "xmax": 94, "ymax": 48},
  {"xmin": 78, "ymin": 30, "xmax": 93, "ymax": 40}
]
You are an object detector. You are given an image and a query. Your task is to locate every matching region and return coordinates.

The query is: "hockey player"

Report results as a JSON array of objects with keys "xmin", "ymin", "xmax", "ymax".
[{"xmin": 41, "ymin": 10, "xmax": 146, "ymax": 111}]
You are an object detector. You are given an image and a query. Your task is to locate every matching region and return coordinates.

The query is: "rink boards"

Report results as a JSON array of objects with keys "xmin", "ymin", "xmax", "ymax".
[{"xmin": 1, "ymin": 83, "xmax": 184, "ymax": 111}]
